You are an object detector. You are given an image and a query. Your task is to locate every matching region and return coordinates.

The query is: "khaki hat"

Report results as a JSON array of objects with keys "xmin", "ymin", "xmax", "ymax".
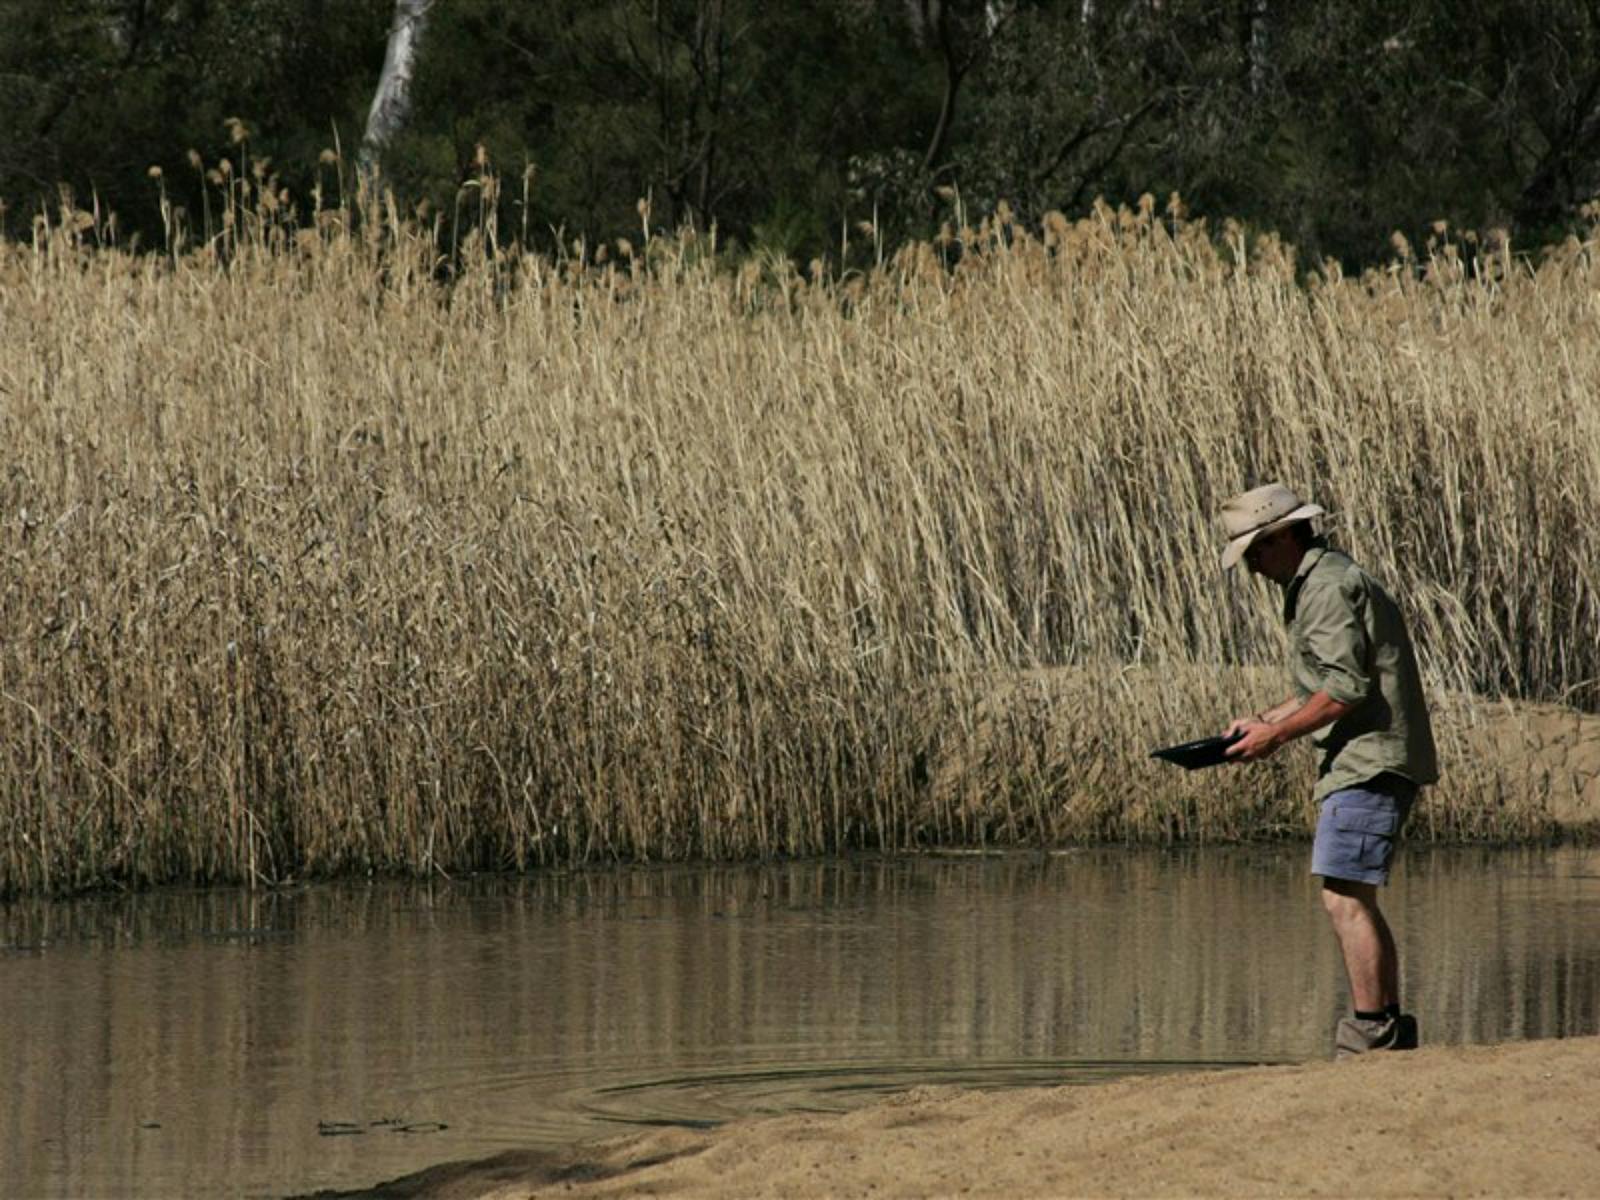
[{"xmin": 1219, "ymin": 483, "xmax": 1324, "ymax": 569}]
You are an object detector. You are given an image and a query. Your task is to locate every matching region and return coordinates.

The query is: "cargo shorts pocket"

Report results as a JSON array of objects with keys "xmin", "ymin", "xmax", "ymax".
[
  {"xmin": 1332, "ymin": 806, "xmax": 1400, "ymax": 837},
  {"xmin": 1331, "ymin": 804, "xmax": 1400, "ymax": 871}
]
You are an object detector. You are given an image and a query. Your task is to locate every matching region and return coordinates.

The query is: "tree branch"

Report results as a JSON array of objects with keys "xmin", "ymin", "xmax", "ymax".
[{"xmin": 1066, "ymin": 93, "xmax": 1163, "ymax": 210}]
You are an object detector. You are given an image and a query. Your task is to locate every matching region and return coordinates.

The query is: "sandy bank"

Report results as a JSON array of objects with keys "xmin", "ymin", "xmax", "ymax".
[{"xmin": 345, "ymin": 1035, "xmax": 1600, "ymax": 1199}]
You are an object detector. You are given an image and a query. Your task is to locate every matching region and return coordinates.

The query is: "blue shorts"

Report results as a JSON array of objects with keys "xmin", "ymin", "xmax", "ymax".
[{"xmin": 1311, "ymin": 775, "xmax": 1416, "ymax": 886}]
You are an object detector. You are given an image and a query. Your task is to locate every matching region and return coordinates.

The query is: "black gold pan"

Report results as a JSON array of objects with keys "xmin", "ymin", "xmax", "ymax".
[{"xmin": 1149, "ymin": 730, "xmax": 1244, "ymax": 770}]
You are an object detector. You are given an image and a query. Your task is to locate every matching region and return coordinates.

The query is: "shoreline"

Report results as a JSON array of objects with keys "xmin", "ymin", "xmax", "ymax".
[
  {"xmin": 5, "ymin": 823, "xmax": 1598, "ymax": 907},
  {"xmin": 335, "ymin": 1035, "xmax": 1600, "ymax": 1198}
]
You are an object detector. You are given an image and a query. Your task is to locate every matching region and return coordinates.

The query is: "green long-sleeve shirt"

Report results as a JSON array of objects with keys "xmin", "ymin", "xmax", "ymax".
[{"xmin": 1283, "ymin": 544, "xmax": 1440, "ymax": 800}]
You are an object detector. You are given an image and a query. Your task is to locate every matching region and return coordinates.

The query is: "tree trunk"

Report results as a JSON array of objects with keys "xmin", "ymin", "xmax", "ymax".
[
  {"xmin": 1247, "ymin": 0, "xmax": 1267, "ymax": 96},
  {"xmin": 919, "ymin": 1, "xmax": 965, "ymax": 175},
  {"xmin": 1515, "ymin": 76, "xmax": 1600, "ymax": 232},
  {"xmin": 359, "ymin": 0, "xmax": 434, "ymax": 175}
]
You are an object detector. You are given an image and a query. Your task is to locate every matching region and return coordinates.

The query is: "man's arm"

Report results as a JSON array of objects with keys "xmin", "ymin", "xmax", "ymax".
[
  {"xmin": 1226, "ymin": 696, "xmax": 1302, "ymax": 736},
  {"xmin": 1226, "ymin": 691, "xmax": 1354, "ymax": 761}
]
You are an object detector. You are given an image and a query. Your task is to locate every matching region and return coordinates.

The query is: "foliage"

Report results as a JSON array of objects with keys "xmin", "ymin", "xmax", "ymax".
[
  {"xmin": 4, "ymin": 1, "xmax": 1600, "ymax": 265},
  {"xmin": 0, "ymin": 0, "xmax": 388, "ymax": 242}
]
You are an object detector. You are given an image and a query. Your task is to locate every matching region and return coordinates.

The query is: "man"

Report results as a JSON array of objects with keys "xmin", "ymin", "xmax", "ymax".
[{"xmin": 1219, "ymin": 482, "xmax": 1439, "ymax": 1058}]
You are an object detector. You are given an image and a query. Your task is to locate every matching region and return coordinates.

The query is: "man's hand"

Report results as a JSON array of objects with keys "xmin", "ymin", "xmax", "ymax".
[
  {"xmin": 1225, "ymin": 718, "xmax": 1285, "ymax": 761},
  {"xmin": 1224, "ymin": 692, "xmax": 1353, "ymax": 763}
]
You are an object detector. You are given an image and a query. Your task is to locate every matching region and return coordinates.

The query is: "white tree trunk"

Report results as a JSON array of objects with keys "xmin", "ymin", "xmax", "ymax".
[
  {"xmin": 1249, "ymin": 0, "xmax": 1268, "ymax": 96},
  {"xmin": 359, "ymin": 0, "xmax": 434, "ymax": 174}
]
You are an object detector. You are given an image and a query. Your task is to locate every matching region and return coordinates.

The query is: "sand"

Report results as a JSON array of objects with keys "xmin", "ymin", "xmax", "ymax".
[{"xmin": 348, "ymin": 1035, "xmax": 1600, "ymax": 1199}]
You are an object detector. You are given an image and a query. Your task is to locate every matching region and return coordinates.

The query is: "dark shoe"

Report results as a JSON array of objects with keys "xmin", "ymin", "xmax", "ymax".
[{"xmin": 1334, "ymin": 1014, "xmax": 1416, "ymax": 1059}]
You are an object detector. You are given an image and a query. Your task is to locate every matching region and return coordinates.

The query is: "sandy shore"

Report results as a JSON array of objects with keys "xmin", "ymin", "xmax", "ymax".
[{"xmin": 345, "ymin": 1035, "xmax": 1600, "ymax": 1198}]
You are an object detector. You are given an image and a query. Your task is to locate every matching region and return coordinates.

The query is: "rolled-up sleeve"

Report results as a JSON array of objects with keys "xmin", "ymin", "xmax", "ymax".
[{"xmin": 1295, "ymin": 576, "xmax": 1372, "ymax": 705}]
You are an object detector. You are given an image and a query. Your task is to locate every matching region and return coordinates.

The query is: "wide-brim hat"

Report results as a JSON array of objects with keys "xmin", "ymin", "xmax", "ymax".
[{"xmin": 1219, "ymin": 483, "xmax": 1324, "ymax": 569}]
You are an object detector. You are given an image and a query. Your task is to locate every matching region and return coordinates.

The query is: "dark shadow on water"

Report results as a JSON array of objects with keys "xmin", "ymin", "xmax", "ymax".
[{"xmin": 290, "ymin": 1148, "xmax": 649, "ymax": 1199}]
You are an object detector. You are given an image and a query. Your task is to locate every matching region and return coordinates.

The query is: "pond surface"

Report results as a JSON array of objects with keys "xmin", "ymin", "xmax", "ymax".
[{"xmin": 4, "ymin": 845, "xmax": 1599, "ymax": 1198}]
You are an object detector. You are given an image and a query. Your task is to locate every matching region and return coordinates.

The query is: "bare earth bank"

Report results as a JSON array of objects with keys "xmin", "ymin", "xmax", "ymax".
[{"xmin": 336, "ymin": 1035, "xmax": 1600, "ymax": 1199}]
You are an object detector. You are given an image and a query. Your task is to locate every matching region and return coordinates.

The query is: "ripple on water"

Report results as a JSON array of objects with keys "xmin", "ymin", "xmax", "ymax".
[{"xmin": 428, "ymin": 1057, "xmax": 1267, "ymax": 1145}]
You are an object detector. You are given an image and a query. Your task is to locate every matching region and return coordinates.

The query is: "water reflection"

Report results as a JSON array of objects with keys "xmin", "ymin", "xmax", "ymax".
[{"xmin": 2, "ymin": 846, "xmax": 1598, "ymax": 1198}]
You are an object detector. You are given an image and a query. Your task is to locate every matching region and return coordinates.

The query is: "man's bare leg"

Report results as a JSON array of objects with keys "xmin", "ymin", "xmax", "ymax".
[{"xmin": 1319, "ymin": 877, "xmax": 1397, "ymax": 1012}]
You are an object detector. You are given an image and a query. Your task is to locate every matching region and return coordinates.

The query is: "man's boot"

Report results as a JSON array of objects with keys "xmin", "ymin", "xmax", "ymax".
[{"xmin": 1334, "ymin": 1013, "xmax": 1418, "ymax": 1059}]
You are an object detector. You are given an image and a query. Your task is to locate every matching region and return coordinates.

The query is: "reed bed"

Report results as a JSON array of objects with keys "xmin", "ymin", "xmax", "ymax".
[{"xmin": 2, "ymin": 182, "xmax": 1598, "ymax": 896}]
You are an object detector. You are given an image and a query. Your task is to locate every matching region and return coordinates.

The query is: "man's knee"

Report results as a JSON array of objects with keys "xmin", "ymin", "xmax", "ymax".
[{"xmin": 1320, "ymin": 876, "xmax": 1378, "ymax": 920}]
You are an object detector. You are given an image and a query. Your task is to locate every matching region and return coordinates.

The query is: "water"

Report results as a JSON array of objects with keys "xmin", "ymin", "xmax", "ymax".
[{"xmin": 4, "ymin": 845, "xmax": 1599, "ymax": 1198}]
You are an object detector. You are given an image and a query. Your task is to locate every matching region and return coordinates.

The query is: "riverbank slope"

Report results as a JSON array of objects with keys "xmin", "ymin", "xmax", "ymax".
[{"xmin": 350, "ymin": 1035, "xmax": 1600, "ymax": 1198}]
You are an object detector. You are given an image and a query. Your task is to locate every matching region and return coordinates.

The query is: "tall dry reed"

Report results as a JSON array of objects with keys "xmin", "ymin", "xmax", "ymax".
[{"xmin": 2, "ymin": 179, "xmax": 1597, "ymax": 896}]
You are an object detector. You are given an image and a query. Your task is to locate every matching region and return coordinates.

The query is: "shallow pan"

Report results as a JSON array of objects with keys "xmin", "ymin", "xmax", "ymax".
[{"xmin": 1149, "ymin": 731, "xmax": 1243, "ymax": 770}]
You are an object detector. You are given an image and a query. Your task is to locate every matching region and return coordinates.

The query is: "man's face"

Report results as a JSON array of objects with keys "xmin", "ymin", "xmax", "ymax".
[{"xmin": 1243, "ymin": 525, "xmax": 1303, "ymax": 583}]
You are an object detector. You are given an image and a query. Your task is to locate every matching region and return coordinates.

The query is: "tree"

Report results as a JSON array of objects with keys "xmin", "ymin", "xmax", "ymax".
[
  {"xmin": 908, "ymin": 0, "xmax": 1015, "ymax": 178},
  {"xmin": 360, "ymin": 0, "xmax": 435, "ymax": 175},
  {"xmin": 0, "ymin": 0, "xmax": 389, "ymax": 242},
  {"xmin": 392, "ymin": 0, "xmax": 903, "ymax": 253},
  {"xmin": 4, "ymin": 0, "xmax": 1599, "ymax": 264},
  {"xmin": 959, "ymin": 1, "xmax": 1220, "ymax": 223},
  {"xmin": 1471, "ymin": 1, "xmax": 1600, "ymax": 235}
]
